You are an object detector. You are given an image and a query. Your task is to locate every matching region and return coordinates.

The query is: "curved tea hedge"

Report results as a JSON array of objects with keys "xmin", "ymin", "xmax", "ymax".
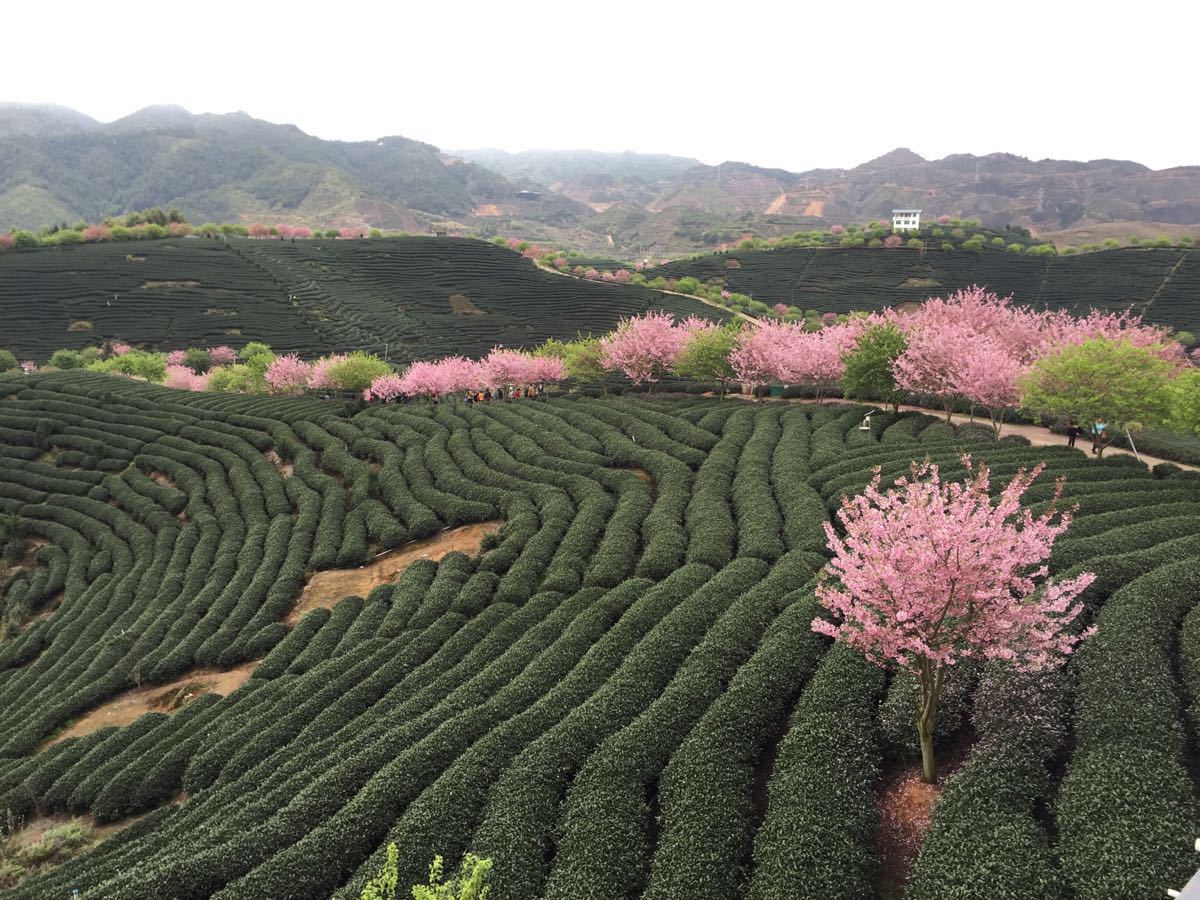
[{"xmin": 0, "ymin": 371, "xmax": 1198, "ymax": 897}]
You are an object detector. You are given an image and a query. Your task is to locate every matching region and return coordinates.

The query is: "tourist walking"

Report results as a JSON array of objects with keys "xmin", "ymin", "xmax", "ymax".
[
  {"xmin": 1065, "ymin": 417, "xmax": 1081, "ymax": 449},
  {"xmin": 1091, "ymin": 420, "xmax": 1107, "ymax": 455}
]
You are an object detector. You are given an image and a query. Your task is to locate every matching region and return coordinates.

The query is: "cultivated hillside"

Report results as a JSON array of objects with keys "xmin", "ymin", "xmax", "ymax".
[
  {"xmin": 0, "ymin": 236, "xmax": 724, "ymax": 361},
  {"xmin": 0, "ymin": 377, "xmax": 1195, "ymax": 896},
  {"xmin": 657, "ymin": 246, "xmax": 1200, "ymax": 334}
]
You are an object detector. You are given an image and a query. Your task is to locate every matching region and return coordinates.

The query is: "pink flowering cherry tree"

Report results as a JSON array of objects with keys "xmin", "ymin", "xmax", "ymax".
[
  {"xmin": 729, "ymin": 319, "xmax": 798, "ymax": 396},
  {"xmin": 207, "ymin": 346, "xmax": 237, "ymax": 367},
  {"xmin": 364, "ymin": 373, "xmax": 405, "ymax": 402},
  {"xmin": 264, "ymin": 354, "xmax": 313, "ymax": 395},
  {"xmin": 952, "ymin": 340, "xmax": 1025, "ymax": 436},
  {"xmin": 165, "ymin": 350, "xmax": 188, "ymax": 366},
  {"xmin": 814, "ymin": 456, "xmax": 1094, "ymax": 782},
  {"xmin": 599, "ymin": 311, "xmax": 688, "ymax": 390}
]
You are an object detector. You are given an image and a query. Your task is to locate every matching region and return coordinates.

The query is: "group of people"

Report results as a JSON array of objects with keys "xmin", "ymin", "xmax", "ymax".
[
  {"xmin": 1064, "ymin": 417, "xmax": 1108, "ymax": 455},
  {"xmin": 464, "ymin": 385, "xmax": 546, "ymax": 404}
]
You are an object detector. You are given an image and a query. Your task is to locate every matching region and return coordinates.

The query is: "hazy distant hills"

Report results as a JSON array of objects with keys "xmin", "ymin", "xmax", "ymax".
[{"xmin": 2, "ymin": 103, "xmax": 1198, "ymax": 254}]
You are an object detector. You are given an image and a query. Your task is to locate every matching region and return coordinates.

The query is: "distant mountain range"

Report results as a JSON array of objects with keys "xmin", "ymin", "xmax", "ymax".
[{"xmin": 3, "ymin": 103, "xmax": 1198, "ymax": 254}]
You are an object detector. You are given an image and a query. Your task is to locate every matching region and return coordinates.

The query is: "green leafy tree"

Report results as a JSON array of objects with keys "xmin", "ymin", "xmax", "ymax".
[
  {"xmin": 183, "ymin": 348, "xmax": 211, "ymax": 372},
  {"xmin": 47, "ymin": 349, "xmax": 84, "ymax": 370},
  {"xmin": 562, "ymin": 336, "xmax": 607, "ymax": 386},
  {"xmin": 12, "ymin": 231, "xmax": 39, "ymax": 249},
  {"xmin": 206, "ymin": 364, "xmax": 260, "ymax": 393},
  {"xmin": 326, "ymin": 352, "xmax": 392, "ymax": 391},
  {"xmin": 1169, "ymin": 368, "xmax": 1200, "ymax": 437},
  {"xmin": 840, "ymin": 323, "xmax": 909, "ymax": 411},
  {"xmin": 1019, "ymin": 337, "xmax": 1176, "ymax": 456},
  {"xmin": 0, "ymin": 350, "xmax": 17, "ymax": 372},
  {"xmin": 673, "ymin": 323, "xmax": 739, "ymax": 396}
]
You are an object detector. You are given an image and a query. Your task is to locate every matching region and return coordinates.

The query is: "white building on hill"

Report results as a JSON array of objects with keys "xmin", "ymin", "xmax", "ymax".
[{"xmin": 892, "ymin": 209, "xmax": 922, "ymax": 231}]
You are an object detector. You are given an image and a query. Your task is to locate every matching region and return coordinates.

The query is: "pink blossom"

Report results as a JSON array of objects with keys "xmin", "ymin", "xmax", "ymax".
[
  {"xmin": 601, "ymin": 271, "xmax": 617, "ymax": 282},
  {"xmin": 0, "ymin": 234, "xmax": 15, "ymax": 250},
  {"xmin": 111, "ymin": 342, "xmax": 133, "ymax": 356},
  {"xmin": 952, "ymin": 340, "xmax": 1025, "ymax": 435},
  {"xmin": 265, "ymin": 354, "xmax": 313, "ymax": 395},
  {"xmin": 364, "ymin": 373, "xmax": 405, "ymax": 402},
  {"xmin": 163, "ymin": 364, "xmax": 208, "ymax": 391},
  {"xmin": 730, "ymin": 319, "xmax": 801, "ymax": 390},
  {"xmin": 554, "ymin": 257, "xmax": 569, "ymax": 268},
  {"xmin": 338, "ymin": 227, "xmax": 363, "ymax": 240},
  {"xmin": 814, "ymin": 456, "xmax": 1094, "ymax": 780},
  {"xmin": 721, "ymin": 289, "xmax": 732, "ymax": 300},
  {"xmin": 248, "ymin": 223, "xmax": 272, "ymax": 238},
  {"xmin": 20, "ymin": 360, "xmax": 36, "ymax": 374},
  {"xmin": 634, "ymin": 261, "xmax": 645, "ymax": 271},
  {"xmin": 166, "ymin": 350, "xmax": 187, "ymax": 366},
  {"xmin": 506, "ymin": 237, "xmax": 520, "ymax": 250},
  {"xmin": 291, "ymin": 226, "xmax": 312, "ymax": 239},
  {"xmin": 883, "ymin": 234, "xmax": 904, "ymax": 249},
  {"xmin": 599, "ymin": 311, "xmax": 688, "ymax": 385},
  {"xmin": 83, "ymin": 224, "xmax": 112, "ymax": 243},
  {"xmin": 830, "ymin": 224, "xmax": 845, "ymax": 235},
  {"xmin": 308, "ymin": 354, "xmax": 347, "ymax": 390},
  {"xmin": 585, "ymin": 268, "xmax": 601, "ymax": 281},
  {"xmin": 207, "ymin": 345, "xmax": 237, "ymax": 366},
  {"xmin": 936, "ymin": 214, "xmax": 952, "ymax": 225},
  {"xmin": 773, "ymin": 303, "xmax": 789, "ymax": 318},
  {"xmin": 613, "ymin": 269, "xmax": 631, "ymax": 283},
  {"xmin": 821, "ymin": 312, "xmax": 839, "ymax": 326}
]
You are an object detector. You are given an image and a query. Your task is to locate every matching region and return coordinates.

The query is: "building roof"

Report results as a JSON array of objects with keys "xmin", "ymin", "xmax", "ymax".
[{"xmin": 892, "ymin": 209, "xmax": 923, "ymax": 214}]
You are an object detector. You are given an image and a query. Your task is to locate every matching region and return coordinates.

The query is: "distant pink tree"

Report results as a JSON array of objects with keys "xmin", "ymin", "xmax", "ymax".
[
  {"xmin": 573, "ymin": 265, "xmax": 586, "ymax": 276},
  {"xmin": 613, "ymin": 269, "xmax": 631, "ymax": 283},
  {"xmin": 773, "ymin": 303, "xmax": 789, "ymax": 318},
  {"xmin": 634, "ymin": 261, "xmax": 646, "ymax": 271},
  {"xmin": 893, "ymin": 321, "xmax": 972, "ymax": 420},
  {"xmin": 308, "ymin": 354, "xmax": 348, "ymax": 390},
  {"xmin": 338, "ymin": 227, "xmax": 362, "ymax": 239},
  {"xmin": 721, "ymin": 289, "xmax": 732, "ymax": 300},
  {"xmin": 789, "ymin": 324, "xmax": 857, "ymax": 399},
  {"xmin": 111, "ymin": 342, "xmax": 133, "ymax": 356},
  {"xmin": 265, "ymin": 354, "xmax": 313, "ymax": 395},
  {"xmin": 883, "ymin": 234, "xmax": 904, "ymax": 249},
  {"xmin": 168, "ymin": 223, "xmax": 193, "ymax": 237},
  {"xmin": 207, "ymin": 346, "xmax": 237, "ymax": 367},
  {"xmin": 1041, "ymin": 308, "xmax": 1184, "ymax": 365},
  {"xmin": 936, "ymin": 214, "xmax": 952, "ymax": 225},
  {"xmin": 601, "ymin": 271, "xmax": 617, "ymax": 282},
  {"xmin": 529, "ymin": 355, "xmax": 567, "ymax": 384},
  {"xmin": 830, "ymin": 224, "xmax": 845, "ymax": 235},
  {"xmin": 506, "ymin": 237, "xmax": 521, "ymax": 250},
  {"xmin": 585, "ymin": 268, "xmax": 601, "ymax": 281},
  {"xmin": 166, "ymin": 349, "xmax": 188, "ymax": 366},
  {"xmin": 83, "ymin": 225, "xmax": 112, "ymax": 243},
  {"xmin": 484, "ymin": 348, "xmax": 535, "ymax": 387},
  {"xmin": 953, "ymin": 341, "xmax": 1025, "ymax": 436},
  {"xmin": 0, "ymin": 234, "xmax": 15, "ymax": 250},
  {"xmin": 554, "ymin": 257, "xmax": 569, "ymax": 268},
  {"xmin": 730, "ymin": 319, "xmax": 799, "ymax": 394},
  {"xmin": 814, "ymin": 455, "xmax": 1094, "ymax": 782},
  {"xmin": 164, "ymin": 364, "xmax": 208, "ymax": 391},
  {"xmin": 821, "ymin": 312, "xmax": 838, "ymax": 326},
  {"xmin": 365, "ymin": 373, "xmax": 405, "ymax": 402},
  {"xmin": 600, "ymin": 311, "xmax": 688, "ymax": 388},
  {"xmin": 248, "ymin": 224, "xmax": 272, "ymax": 238},
  {"xmin": 276, "ymin": 225, "xmax": 295, "ymax": 239},
  {"xmin": 292, "ymin": 226, "xmax": 312, "ymax": 239}
]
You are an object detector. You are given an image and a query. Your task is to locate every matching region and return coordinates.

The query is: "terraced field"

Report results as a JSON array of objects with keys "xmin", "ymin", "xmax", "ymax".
[
  {"xmin": 658, "ymin": 247, "xmax": 1200, "ymax": 333},
  {"xmin": 1, "ymin": 372, "xmax": 1197, "ymax": 898},
  {"xmin": 0, "ymin": 238, "xmax": 722, "ymax": 362}
]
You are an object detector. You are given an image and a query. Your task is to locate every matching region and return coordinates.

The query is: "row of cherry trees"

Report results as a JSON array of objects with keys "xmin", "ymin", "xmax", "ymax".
[{"xmin": 365, "ymin": 349, "xmax": 566, "ymax": 401}]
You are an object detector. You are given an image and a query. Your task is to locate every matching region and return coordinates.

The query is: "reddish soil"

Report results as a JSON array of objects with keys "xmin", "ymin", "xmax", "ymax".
[
  {"xmin": 146, "ymin": 471, "xmax": 178, "ymax": 489},
  {"xmin": 44, "ymin": 663, "xmax": 258, "ymax": 747},
  {"xmin": 287, "ymin": 520, "xmax": 502, "ymax": 624},
  {"xmin": 875, "ymin": 736, "xmax": 973, "ymax": 898}
]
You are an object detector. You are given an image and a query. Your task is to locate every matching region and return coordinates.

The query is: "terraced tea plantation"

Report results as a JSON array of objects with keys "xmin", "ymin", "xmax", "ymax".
[
  {"xmin": 658, "ymin": 246, "xmax": 1200, "ymax": 333},
  {"xmin": 0, "ymin": 238, "xmax": 722, "ymax": 362},
  {"xmin": 1, "ymin": 371, "xmax": 1197, "ymax": 898}
]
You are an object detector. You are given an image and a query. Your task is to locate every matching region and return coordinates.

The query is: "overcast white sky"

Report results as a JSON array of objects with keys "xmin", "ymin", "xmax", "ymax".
[{"xmin": 6, "ymin": 0, "xmax": 1197, "ymax": 171}]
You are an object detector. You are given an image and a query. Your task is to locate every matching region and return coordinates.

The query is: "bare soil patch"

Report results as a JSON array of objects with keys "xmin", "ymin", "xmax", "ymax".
[
  {"xmin": 288, "ymin": 520, "xmax": 502, "ymax": 624},
  {"xmin": 724, "ymin": 258, "xmax": 742, "ymax": 269},
  {"xmin": 264, "ymin": 450, "xmax": 293, "ymax": 478},
  {"xmin": 142, "ymin": 281, "xmax": 200, "ymax": 289},
  {"xmin": 125, "ymin": 254, "xmax": 146, "ymax": 262},
  {"xmin": 449, "ymin": 293, "xmax": 486, "ymax": 316},
  {"xmin": 67, "ymin": 321, "xmax": 92, "ymax": 332},
  {"xmin": 802, "ymin": 199, "xmax": 826, "ymax": 217},
  {"xmin": 899, "ymin": 278, "xmax": 940, "ymax": 289},
  {"xmin": 472, "ymin": 204, "xmax": 502, "ymax": 217},
  {"xmin": 875, "ymin": 736, "xmax": 972, "ymax": 898},
  {"xmin": 44, "ymin": 662, "xmax": 258, "ymax": 747}
]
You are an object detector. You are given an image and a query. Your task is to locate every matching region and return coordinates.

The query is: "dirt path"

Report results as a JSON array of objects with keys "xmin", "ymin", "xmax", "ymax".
[
  {"xmin": 534, "ymin": 263, "xmax": 754, "ymax": 323},
  {"xmin": 44, "ymin": 662, "xmax": 258, "ymax": 747},
  {"xmin": 734, "ymin": 395, "xmax": 1199, "ymax": 473},
  {"xmin": 288, "ymin": 520, "xmax": 502, "ymax": 624}
]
